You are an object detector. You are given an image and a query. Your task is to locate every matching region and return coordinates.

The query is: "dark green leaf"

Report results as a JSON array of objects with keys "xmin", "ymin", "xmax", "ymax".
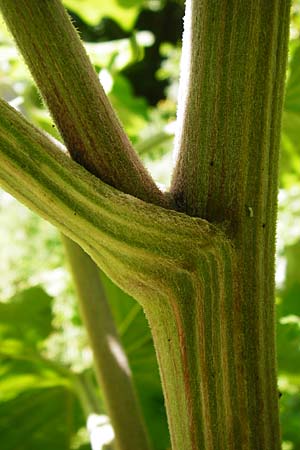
[
  {"xmin": 0, "ymin": 386, "xmax": 83, "ymax": 450},
  {"xmin": 63, "ymin": 0, "xmax": 143, "ymax": 28},
  {"xmin": 0, "ymin": 286, "xmax": 53, "ymax": 348}
]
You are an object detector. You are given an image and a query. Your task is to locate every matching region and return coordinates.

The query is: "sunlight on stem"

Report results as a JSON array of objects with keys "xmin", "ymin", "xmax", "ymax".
[{"xmin": 107, "ymin": 335, "xmax": 131, "ymax": 376}]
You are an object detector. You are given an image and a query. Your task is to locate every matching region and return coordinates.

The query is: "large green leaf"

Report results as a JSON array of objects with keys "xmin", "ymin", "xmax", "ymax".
[
  {"xmin": 285, "ymin": 43, "xmax": 300, "ymax": 114},
  {"xmin": 63, "ymin": 0, "xmax": 143, "ymax": 28},
  {"xmin": 280, "ymin": 389, "xmax": 300, "ymax": 450},
  {"xmin": 0, "ymin": 353, "xmax": 87, "ymax": 450},
  {"xmin": 280, "ymin": 42, "xmax": 300, "ymax": 187},
  {"xmin": 109, "ymin": 74, "xmax": 149, "ymax": 138},
  {"xmin": 0, "ymin": 385, "xmax": 83, "ymax": 450},
  {"xmin": 277, "ymin": 241, "xmax": 300, "ymax": 377},
  {"xmin": 0, "ymin": 286, "xmax": 53, "ymax": 348},
  {"xmin": 0, "ymin": 285, "xmax": 88, "ymax": 450}
]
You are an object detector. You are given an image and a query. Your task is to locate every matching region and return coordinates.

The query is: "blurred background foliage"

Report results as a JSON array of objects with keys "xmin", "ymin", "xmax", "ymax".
[{"xmin": 0, "ymin": 0, "xmax": 300, "ymax": 448}]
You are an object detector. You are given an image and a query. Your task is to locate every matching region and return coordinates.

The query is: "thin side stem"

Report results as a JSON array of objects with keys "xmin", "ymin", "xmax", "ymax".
[
  {"xmin": 63, "ymin": 236, "xmax": 151, "ymax": 450},
  {"xmin": 73, "ymin": 372, "xmax": 101, "ymax": 417},
  {"xmin": 0, "ymin": 0, "xmax": 165, "ymax": 206}
]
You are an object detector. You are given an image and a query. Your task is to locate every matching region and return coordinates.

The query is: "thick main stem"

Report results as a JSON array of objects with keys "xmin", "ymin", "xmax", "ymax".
[
  {"xmin": 165, "ymin": 1, "xmax": 291, "ymax": 449},
  {"xmin": 0, "ymin": 1, "xmax": 292, "ymax": 449},
  {"xmin": 142, "ymin": 242, "xmax": 240, "ymax": 450}
]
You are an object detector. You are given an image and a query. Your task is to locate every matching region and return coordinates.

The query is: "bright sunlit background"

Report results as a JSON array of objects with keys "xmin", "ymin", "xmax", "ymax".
[{"xmin": 0, "ymin": 1, "xmax": 300, "ymax": 449}]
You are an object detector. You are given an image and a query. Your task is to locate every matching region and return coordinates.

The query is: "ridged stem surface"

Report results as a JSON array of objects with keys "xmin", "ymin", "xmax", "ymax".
[
  {"xmin": 0, "ymin": 97, "xmax": 282, "ymax": 450},
  {"xmin": 168, "ymin": 1, "xmax": 291, "ymax": 449},
  {"xmin": 0, "ymin": 101, "xmax": 234, "ymax": 450},
  {"xmin": 0, "ymin": 3, "xmax": 164, "ymax": 448},
  {"xmin": 0, "ymin": 0, "xmax": 292, "ymax": 447}
]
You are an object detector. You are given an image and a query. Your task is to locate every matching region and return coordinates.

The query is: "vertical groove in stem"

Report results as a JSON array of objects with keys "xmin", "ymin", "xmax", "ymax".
[
  {"xmin": 169, "ymin": 0, "xmax": 291, "ymax": 449},
  {"xmin": 0, "ymin": 97, "xmax": 288, "ymax": 449}
]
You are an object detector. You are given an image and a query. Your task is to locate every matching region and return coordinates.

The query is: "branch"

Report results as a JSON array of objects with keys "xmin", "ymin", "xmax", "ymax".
[
  {"xmin": 0, "ymin": 0, "xmax": 165, "ymax": 206},
  {"xmin": 0, "ymin": 98, "xmax": 236, "ymax": 450},
  {"xmin": 0, "ymin": 99, "xmax": 219, "ymax": 303},
  {"xmin": 0, "ymin": 94, "xmax": 153, "ymax": 450},
  {"xmin": 0, "ymin": 3, "xmax": 165, "ymax": 446}
]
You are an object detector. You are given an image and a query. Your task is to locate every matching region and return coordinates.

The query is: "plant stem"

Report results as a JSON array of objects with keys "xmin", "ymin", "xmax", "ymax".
[
  {"xmin": 0, "ymin": 0, "xmax": 165, "ymax": 206},
  {"xmin": 63, "ymin": 236, "xmax": 151, "ymax": 450},
  {"xmin": 172, "ymin": 0, "xmax": 290, "ymax": 226},
  {"xmin": 0, "ymin": 96, "xmax": 153, "ymax": 449},
  {"xmin": 0, "ymin": 4, "xmax": 166, "ymax": 446},
  {"xmin": 0, "ymin": 0, "xmax": 292, "ymax": 447},
  {"xmin": 0, "ymin": 98, "xmax": 237, "ymax": 450},
  {"xmin": 167, "ymin": 0, "xmax": 291, "ymax": 448},
  {"xmin": 0, "ymin": 97, "xmax": 217, "ymax": 281}
]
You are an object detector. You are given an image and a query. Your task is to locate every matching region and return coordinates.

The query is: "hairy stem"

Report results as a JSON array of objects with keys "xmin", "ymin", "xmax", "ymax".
[
  {"xmin": 0, "ymin": 99, "xmax": 218, "ymax": 301},
  {"xmin": 172, "ymin": 0, "xmax": 290, "ymax": 227},
  {"xmin": 0, "ymin": 98, "xmax": 235, "ymax": 450},
  {"xmin": 0, "ymin": 97, "xmax": 258, "ymax": 450},
  {"xmin": 169, "ymin": 0, "xmax": 291, "ymax": 448},
  {"xmin": 0, "ymin": 3, "xmax": 165, "ymax": 446},
  {"xmin": 0, "ymin": 0, "xmax": 165, "ymax": 206},
  {"xmin": 0, "ymin": 0, "xmax": 292, "ymax": 447},
  {"xmin": 0, "ymin": 97, "xmax": 152, "ymax": 449}
]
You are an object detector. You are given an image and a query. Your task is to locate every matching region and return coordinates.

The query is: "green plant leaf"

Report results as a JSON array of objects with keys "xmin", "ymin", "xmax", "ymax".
[
  {"xmin": 0, "ymin": 385, "xmax": 83, "ymax": 450},
  {"xmin": 0, "ymin": 286, "xmax": 53, "ymax": 348},
  {"xmin": 280, "ymin": 42, "xmax": 300, "ymax": 187},
  {"xmin": 0, "ymin": 284, "xmax": 89, "ymax": 450},
  {"xmin": 277, "ymin": 241, "xmax": 300, "ymax": 377},
  {"xmin": 108, "ymin": 74, "xmax": 149, "ymax": 138},
  {"xmin": 63, "ymin": 0, "xmax": 143, "ymax": 28}
]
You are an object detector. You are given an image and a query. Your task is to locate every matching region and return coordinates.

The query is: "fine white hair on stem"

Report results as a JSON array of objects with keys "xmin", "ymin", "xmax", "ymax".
[{"xmin": 173, "ymin": 0, "xmax": 192, "ymax": 166}]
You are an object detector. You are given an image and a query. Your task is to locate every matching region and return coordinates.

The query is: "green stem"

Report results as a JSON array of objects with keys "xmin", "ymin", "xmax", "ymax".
[
  {"xmin": 171, "ymin": 0, "xmax": 290, "ymax": 227},
  {"xmin": 0, "ymin": 0, "xmax": 165, "ymax": 206},
  {"xmin": 0, "ymin": 0, "xmax": 292, "ymax": 444},
  {"xmin": 0, "ymin": 98, "xmax": 234, "ymax": 450},
  {"xmin": 0, "ymin": 99, "xmax": 217, "ymax": 297},
  {"xmin": 0, "ymin": 4, "xmax": 165, "ymax": 446},
  {"xmin": 63, "ymin": 236, "xmax": 151, "ymax": 450},
  {"xmin": 168, "ymin": 1, "xmax": 291, "ymax": 449}
]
